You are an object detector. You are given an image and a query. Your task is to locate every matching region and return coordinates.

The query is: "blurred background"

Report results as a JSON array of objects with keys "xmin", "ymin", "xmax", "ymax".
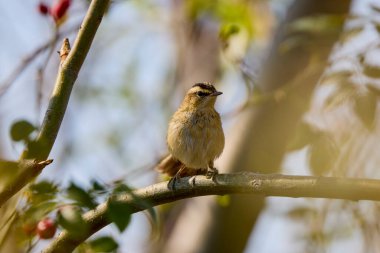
[{"xmin": 1, "ymin": 0, "xmax": 380, "ymax": 252}]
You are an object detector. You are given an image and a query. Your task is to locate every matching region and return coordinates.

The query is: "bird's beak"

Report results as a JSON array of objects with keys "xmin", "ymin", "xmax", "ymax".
[{"xmin": 210, "ymin": 91, "xmax": 223, "ymax": 96}]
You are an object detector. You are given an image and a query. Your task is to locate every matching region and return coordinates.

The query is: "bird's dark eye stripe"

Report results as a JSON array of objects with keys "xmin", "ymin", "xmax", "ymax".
[
  {"xmin": 196, "ymin": 91, "xmax": 210, "ymax": 97},
  {"xmin": 192, "ymin": 83, "xmax": 216, "ymax": 92}
]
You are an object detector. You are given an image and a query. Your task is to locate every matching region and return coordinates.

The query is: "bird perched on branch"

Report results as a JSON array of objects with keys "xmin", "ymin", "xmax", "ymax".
[{"xmin": 158, "ymin": 82, "xmax": 225, "ymax": 183}]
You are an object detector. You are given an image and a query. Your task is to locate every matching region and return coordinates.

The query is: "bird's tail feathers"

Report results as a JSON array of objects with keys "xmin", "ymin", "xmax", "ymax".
[
  {"xmin": 156, "ymin": 155, "xmax": 183, "ymax": 177},
  {"xmin": 157, "ymin": 155, "xmax": 207, "ymax": 177}
]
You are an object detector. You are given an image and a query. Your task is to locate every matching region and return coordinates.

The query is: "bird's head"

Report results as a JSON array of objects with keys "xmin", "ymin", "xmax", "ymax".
[{"xmin": 182, "ymin": 82, "xmax": 222, "ymax": 109}]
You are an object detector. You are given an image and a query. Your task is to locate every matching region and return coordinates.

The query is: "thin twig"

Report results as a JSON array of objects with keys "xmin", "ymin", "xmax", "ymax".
[
  {"xmin": 0, "ymin": 0, "xmax": 110, "ymax": 207},
  {"xmin": 22, "ymin": 0, "xmax": 110, "ymax": 161},
  {"xmin": 44, "ymin": 172, "xmax": 380, "ymax": 253},
  {"xmin": 0, "ymin": 24, "xmax": 79, "ymax": 97},
  {"xmin": 0, "ymin": 159, "xmax": 53, "ymax": 208},
  {"xmin": 58, "ymin": 38, "xmax": 71, "ymax": 63},
  {"xmin": 36, "ymin": 27, "xmax": 60, "ymax": 115}
]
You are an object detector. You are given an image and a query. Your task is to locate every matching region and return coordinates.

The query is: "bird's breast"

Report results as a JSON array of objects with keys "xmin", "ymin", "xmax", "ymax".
[{"xmin": 167, "ymin": 108, "xmax": 224, "ymax": 169}]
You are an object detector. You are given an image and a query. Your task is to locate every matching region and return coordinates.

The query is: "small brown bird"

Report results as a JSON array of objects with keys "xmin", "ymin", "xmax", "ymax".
[{"xmin": 158, "ymin": 82, "xmax": 225, "ymax": 182}]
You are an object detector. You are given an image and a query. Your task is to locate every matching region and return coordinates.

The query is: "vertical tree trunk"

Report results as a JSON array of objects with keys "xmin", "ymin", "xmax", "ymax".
[{"xmin": 159, "ymin": 1, "xmax": 352, "ymax": 253}]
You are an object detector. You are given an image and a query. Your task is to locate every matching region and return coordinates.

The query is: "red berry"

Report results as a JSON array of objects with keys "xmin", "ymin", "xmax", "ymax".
[
  {"xmin": 38, "ymin": 2, "xmax": 50, "ymax": 15},
  {"xmin": 36, "ymin": 218, "xmax": 56, "ymax": 239},
  {"xmin": 51, "ymin": 0, "xmax": 71, "ymax": 21}
]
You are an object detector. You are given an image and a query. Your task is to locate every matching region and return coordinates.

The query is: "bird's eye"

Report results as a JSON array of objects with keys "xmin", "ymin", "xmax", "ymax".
[{"xmin": 196, "ymin": 91, "xmax": 209, "ymax": 97}]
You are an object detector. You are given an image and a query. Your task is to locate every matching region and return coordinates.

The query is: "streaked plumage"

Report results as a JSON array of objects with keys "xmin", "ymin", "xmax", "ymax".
[{"xmin": 158, "ymin": 82, "xmax": 224, "ymax": 178}]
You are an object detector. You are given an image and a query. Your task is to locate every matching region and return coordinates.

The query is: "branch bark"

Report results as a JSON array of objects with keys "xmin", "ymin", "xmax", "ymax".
[
  {"xmin": 0, "ymin": 3, "xmax": 110, "ymax": 245},
  {"xmin": 0, "ymin": 159, "xmax": 52, "ymax": 208},
  {"xmin": 0, "ymin": 0, "xmax": 110, "ymax": 208},
  {"xmin": 44, "ymin": 173, "xmax": 380, "ymax": 253},
  {"xmin": 23, "ymin": 0, "xmax": 110, "ymax": 160}
]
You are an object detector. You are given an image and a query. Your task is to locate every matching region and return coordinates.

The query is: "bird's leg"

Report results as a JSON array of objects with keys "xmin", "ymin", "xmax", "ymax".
[
  {"xmin": 189, "ymin": 176, "xmax": 196, "ymax": 187},
  {"xmin": 206, "ymin": 161, "xmax": 218, "ymax": 180},
  {"xmin": 168, "ymin": 165, "xmax": 186, "ymax": 190}
]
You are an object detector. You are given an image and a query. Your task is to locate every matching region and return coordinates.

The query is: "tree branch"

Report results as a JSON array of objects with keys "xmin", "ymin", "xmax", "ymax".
[
  {"xmin": 44, "ymin": 172, "xmax": 380, "ymax": 253},
  {"xmin": 23, "ymin": 0, "xmax": 110, "ymax": 160},
  {"xmin": 0, "ymin": 159, "xmax": 52, "ymax": 208},
  {"xmin": 0, "ymin": 0, "xmax": 110, "ymax": 210},
  {"xmin": 0, "ymin": 0, "xmax": 110, "ymax": 208}
]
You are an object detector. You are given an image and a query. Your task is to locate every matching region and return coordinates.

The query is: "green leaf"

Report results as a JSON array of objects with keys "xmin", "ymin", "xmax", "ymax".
[
  {"xmin": 10, "ymin": 120, "xmax": 36, "ymax": 142},
  {"xmin": 28, "ymin": 181, "xmax": 59, "ymax": 204},
  {"xmin": 145, "ymin": 206, "xmax": 157, "ymax": 225},
  {"xmin": 89, "ymin": 236, "xmax": 118, "ymax": 252},
  {"xmin": 30, "ymin": 181, "xmax": 58, "ymax": 195},
  {"xmin": 111, "ymin": 183, "xmax": 157, "ymax": 225},
  {"xmin": 57, "ymin": 206, "xmax": 89, "ymax": 236},
  {"xmin": 67, "ymin": 183, "xmax": 97, "ymax": 209},
  {"xmin": 354, "ymin": 91, "xmax": 377, "ymax": 130},
  {"xmin": 112, "ymin": 183, "xmax": 133, "ymax": 194},
  {"xmin": 308, "ymin": 135, "xmax": 339, "ymax": 176},
  {"xmin": 91, "ymin": 180, "xmax": 106, "ymax": 192},
  {"xmin": 106, "ymin": 198, "xmax": 132, "ymax": 232},
  {"xmin": 23, "ymin": 201, "xmax": 57, "ymax": 222},
  {"xmin": 116, "ymin": 184, "xmax": 157, "ymax": 224}
]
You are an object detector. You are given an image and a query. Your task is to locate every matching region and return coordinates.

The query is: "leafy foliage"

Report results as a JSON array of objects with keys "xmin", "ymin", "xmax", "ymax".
[
  {"xmin": 106, "ymin": 198, "xmax": 132, "ymax": 232},
  {"xmin": 17, "ymin": 179, "xmax": 151, "ymax": 251},
  {"xmin": 10, "ymin": 120, "xmax": 36, "ymax": 142},
  {"xmin": 112, "ymin": 182, "xmax": 157, "ymax": 224},
  {"xmin": 67, "ymin": 183, "xmax": 97, "ymax": 209},
  {"xmin": 57, "ymin": 206, "xmax": 89, "ymax": 237},
  {"xmin": 23, "ymin": 181, "xmax": 59, "ymax": 224},
  {"xmin": 89, "ymin": 236, "xmax": 119, "ymax": 252},
  {"xmin": 185, "ymin": 0, "xmax": 255, "ymax": 50},
  {"xmin": 28, "ymin": 180, "xmax": 59, "ymax": 204}
]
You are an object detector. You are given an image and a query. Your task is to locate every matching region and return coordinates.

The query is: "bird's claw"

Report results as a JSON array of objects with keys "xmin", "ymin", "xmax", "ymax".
[
  {"xmin": 168, "ymin": 176, "xmax": 178, "ymax": 190},
  {"xmin": 206, "ymin": 167, "xmax": 219, "ymax": 181},
  {"xmin": 189, "ymin": 176, "xmax": 196, "ymax": 187}
]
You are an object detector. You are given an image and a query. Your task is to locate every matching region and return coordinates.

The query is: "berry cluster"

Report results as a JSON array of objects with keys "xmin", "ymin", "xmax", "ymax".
[{"xmin": 38, "ymin": 0, "xmax": 71, "ymax": 22}]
